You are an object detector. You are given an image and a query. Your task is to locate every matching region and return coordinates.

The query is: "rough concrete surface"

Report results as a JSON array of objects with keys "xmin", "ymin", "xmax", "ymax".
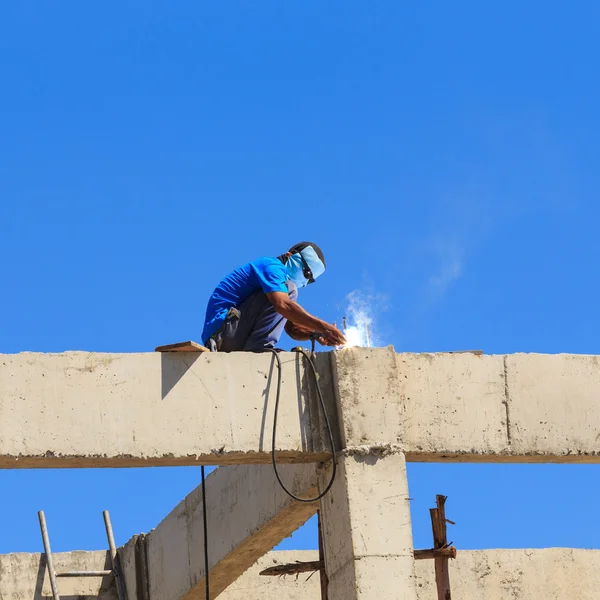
[
  {"xmin": 415, "ymin": 548, "xmax": 600, "ymax": 599},
  {"xmin": 3, "ymin": 548, "xmax": 600, "ymax": 599},
  {"xmin": 3, "ymin": 349, "xmax": 600, "ymax": 467},
  {"xmin": 222, "ymin": 549, "xmax": 600, "ymax": 600},
  {"xmin": 120, "ymin": 464, "xmax": 319, "ymax": 600},
  {"xmin": 0, "ymin": 351, "xmax": 328, "ymax": 468},
  {"xmin": 220, "ymin": 550, "xmax": 320, "ymax": 599},
  {"xmin": 0, "ymin": 550, "xmax": 115, "ymax": 599},
  {"xmin": 398, "ymin": 352, "xmax": 508, "ymax": 458},
  {"xmin": 506, "ymin": 353, "xmax": 600, "ymax": 460},
  {"xmin": 330, "ymin": 347, "xmax": 405, "ymax": 448},
  {"xmin": 333, "ymin": 348, "xmax": 600, "ymax": 462},
  {"xmin": 319, "ymin": 452, "xmax": 417, "ymax": 600}
]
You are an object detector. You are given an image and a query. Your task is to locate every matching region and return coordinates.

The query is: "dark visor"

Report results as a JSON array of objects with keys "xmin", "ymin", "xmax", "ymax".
[{"xmin": 298, "ymin": 252, "xmax": 315, "ymax": 284}]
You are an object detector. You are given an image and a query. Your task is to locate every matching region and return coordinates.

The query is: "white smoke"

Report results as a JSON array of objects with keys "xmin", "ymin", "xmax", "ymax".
[{"xmin": 341, "ymin": 290, "xmax": 386, "ymax": 348}]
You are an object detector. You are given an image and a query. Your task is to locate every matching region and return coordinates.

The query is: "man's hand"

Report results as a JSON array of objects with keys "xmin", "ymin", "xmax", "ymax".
[
  {"xmin": 288, "ymin": 322, "xmax": 347, "ymax": 347},
  {"xmin": 284, "ymin": 321, "xmax": 312, "ymax": 341},
  {"xmin": 285, "ymin": 321, "xmax": 347, "ymax": 346},
  {"xmin": 319, "ymin": 323, "xmax": 346, "ymax": 346},
  {"xmin": 268, "ymin": 292, "xmax": 347, "ymax": 346}
]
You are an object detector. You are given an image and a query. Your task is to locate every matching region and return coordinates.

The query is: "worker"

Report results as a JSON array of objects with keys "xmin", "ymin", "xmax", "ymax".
[{"xmin": 202, "ymin": 242, "xmax": 347, "ymax": 352}]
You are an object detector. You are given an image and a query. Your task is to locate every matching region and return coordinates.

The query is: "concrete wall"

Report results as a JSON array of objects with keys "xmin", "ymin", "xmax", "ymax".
[
  {"xmin": 3, "ymin": 349, "xmax": 600, "ymax": 467},
  {"xmin": 415, "ymin": 548, "xmax": 600, "ymax": 600},
  {"xmin": 222, "ymin": 551, "xmax": 320, "ymax": 599},
  {"xmin": 0, "ymin": 550, "xmax": 116, "ymax": 599},
  {"xmin": 222, "ymin": 549, "xmax": 600, "ymax": 600},
  {"xmin": 2, "ymin": 548, "xmax": 599, "ymax": 599}
]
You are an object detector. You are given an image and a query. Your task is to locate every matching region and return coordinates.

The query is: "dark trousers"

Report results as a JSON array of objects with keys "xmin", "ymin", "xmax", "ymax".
[{"xmin": 214, "ymin": 281, "xmax": 298, "ymax": 352}]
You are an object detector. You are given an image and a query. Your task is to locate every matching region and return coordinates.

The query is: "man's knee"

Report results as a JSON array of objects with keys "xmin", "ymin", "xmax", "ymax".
[{"xmin": 286, "ymin": 280, "xmax": 298, "ymax": 301}]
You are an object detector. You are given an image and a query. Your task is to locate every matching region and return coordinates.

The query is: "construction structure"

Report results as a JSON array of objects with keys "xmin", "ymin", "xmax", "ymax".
[{"xmin": 1, "ymin": 347, "xmax": 599, "ymax": 599}]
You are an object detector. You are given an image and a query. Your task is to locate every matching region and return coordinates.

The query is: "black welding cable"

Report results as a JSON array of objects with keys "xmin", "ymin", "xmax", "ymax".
[
  {"xmin": 268, "ymin": 347, "xmax": 337, "ymax": 503},
  {"xmin": 201, "ymin": 465, "xmax": 210, "ymax": 599}
]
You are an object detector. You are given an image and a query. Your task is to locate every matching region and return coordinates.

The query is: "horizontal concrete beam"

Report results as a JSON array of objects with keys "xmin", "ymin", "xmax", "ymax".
[
  {"xmin": 119, "ymin": 464, "xmax": 319, "ymax": 600},
  {"xmin": 0, "ymin": 550, "xmax": 115, "ymax": 600},
  {"xmin": 332, "ymin": 348, "xmax": 600, "ymax": 463},
  {"xmin": 0, "ymin": 351, "xmax": 332, "ymax": 468},
  {"xmin": 3, "ymin": 349, "xmax": 600, "ymax": 467}
]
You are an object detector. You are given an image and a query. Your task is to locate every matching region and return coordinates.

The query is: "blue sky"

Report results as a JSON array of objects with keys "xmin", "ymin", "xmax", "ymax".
[{"xmin": 1, "ymin": 1, "xmax": 599, "ymax": 555}]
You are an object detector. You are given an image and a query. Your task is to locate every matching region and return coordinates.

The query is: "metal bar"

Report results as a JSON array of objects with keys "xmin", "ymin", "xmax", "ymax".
[
  {"xmin": 135, "ymin": 534, "xmax": 151, "ymax": 600},
  {"xmin": 38, "ymin": 511, "xmax": 61, "ymax": 600},
  {"xmin": 103, "ymin": 510, "xmax": 126, "ymax": 600},
  {"xmin": 103, "ymin": 510, "xmax": 118, "ymax": 568},
  {"xmin": 318, "ymin": 511, "xmax": 328, "ymax": 600},
  {"xmin": 57, "ymin": 570, "xmax": 112, "ymax": 577},
  {"xmin": 201, "ymin": 465, "xmax": 210, "ymax": 600}
]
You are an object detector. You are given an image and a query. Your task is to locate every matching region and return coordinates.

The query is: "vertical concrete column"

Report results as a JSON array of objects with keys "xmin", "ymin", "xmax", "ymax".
[
  {"xmin": 319, "ymin": 347, "xmax": 417, "ymax": 599},
  {"xmin": 319, "ymin": 450, "xmax": 417, "ymax": 600}
]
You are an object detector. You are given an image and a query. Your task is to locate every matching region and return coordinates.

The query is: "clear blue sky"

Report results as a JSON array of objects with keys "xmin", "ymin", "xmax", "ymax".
[{"xmin": 1, "ymin": 1, "xmax": 599, "ymax": 556}]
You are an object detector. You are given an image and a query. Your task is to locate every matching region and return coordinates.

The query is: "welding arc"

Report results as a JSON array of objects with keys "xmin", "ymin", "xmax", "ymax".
[{"xmin": 267, "ymin": 348, "xmax": 337, "ymax": 502}]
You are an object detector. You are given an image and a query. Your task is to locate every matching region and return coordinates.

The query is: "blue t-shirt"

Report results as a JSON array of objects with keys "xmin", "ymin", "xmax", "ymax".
[{"xmin": 202, "ymin": 257, "xmax": 289, "ymax": 344}]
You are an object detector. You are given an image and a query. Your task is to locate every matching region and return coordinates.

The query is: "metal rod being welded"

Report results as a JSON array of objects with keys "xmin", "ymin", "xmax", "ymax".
[{"xmin": 38, "ymin": 511, "xmax": 61, "ymax": 600}]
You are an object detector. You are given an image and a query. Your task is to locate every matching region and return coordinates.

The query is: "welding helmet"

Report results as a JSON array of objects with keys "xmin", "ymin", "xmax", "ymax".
[{"xmin": 284, "ymin": 242, "xmax": 326, "ymax": 288}]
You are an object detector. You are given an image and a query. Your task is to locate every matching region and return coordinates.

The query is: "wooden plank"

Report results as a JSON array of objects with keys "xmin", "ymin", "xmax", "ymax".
[
  {"xmin": 415, "ymin": 547, "xmax": 456, "ymax": 560},
  {"xmin": 155, "ymin": 341, "xmax": 209, "ymax": 353},
  {"xmin": 259, "ymin": 547, "xmax": 457, "ymax": 576},
  {"xmin": 430, "ymin": 495, "xmax": 452, "ymax": 600},
  {"xmin": 260, "ymin": 561, "xmax": 323, "ymax": 577}
]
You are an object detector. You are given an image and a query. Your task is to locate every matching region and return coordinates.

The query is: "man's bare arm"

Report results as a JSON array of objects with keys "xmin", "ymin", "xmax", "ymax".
[
  {"xmin": 285, "ymin": 322, "xmax": 331, "ymax": 346},
  {"xmin": 267, "ymin": 292, "xmax": 346, "ymax": 346}
]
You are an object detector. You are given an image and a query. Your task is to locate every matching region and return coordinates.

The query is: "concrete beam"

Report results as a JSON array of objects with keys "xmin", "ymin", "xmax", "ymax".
[
  {"xmin": 3, "ymin": 349, "xmax": 600, "ymax": 467},
  {"xmin": 319, "ymin": 451, "xmax": 417, "ymax": 600},
  {"xmin": 332, "ymin": 348, "xmax": 600, "ymax": 463},
  {"xmin": 0, "ymin": 351, "xmax": 332, "ymax": 468},
  {"xmin": 119, "ymin": 464, "xmax": 319, "ymax": 600}
]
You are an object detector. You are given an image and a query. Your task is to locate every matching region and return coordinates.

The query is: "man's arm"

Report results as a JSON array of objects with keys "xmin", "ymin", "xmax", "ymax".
[
  {"xmin": 267, "ymin": 292, "xmax": 346, "ymax": 346},
  {"xmin": 284, "ymin": 321, "xmax": 312, "ymax": 341},
  {"xmin": 285, "ymin": 321, "xmax": 332, "ymax": 346}
]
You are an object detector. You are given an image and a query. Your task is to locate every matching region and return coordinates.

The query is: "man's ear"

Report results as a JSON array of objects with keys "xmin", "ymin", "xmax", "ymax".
[{"xmin": 285, "ymin": 251, "xmax": 292, "ymax": 258}]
